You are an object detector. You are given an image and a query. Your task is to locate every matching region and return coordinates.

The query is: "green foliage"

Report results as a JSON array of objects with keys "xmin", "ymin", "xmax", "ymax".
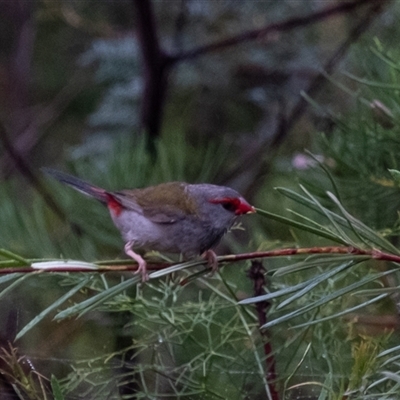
[
  {"xmin": 2, "ymin": 182, "xmax": 400, "ymax": 398},
  {"xmin": 5, "ymin": 6, "xmax": 400, "ymax": 399},
  {"xmin": 301, "ymin": 39, "xmax": 400, "ymax": 232}
]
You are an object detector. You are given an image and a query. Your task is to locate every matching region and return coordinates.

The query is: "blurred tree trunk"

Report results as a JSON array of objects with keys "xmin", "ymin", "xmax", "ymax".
[{"xmin": 133, "ymin": 0, "xmax": 173, "ymax": 147}]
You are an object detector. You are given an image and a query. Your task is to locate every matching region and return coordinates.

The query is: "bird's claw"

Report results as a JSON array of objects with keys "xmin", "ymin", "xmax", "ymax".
[
  {"xmin": 125, "ymin": 241, "xmax": 149, "ymax": 282},
  {"xmin": 134, "ymin": 261, "xmax": 149, "ymax": 282},
  {"xmin": 202, "ymin": 250, "xmax": 219, "ymax": 276}
]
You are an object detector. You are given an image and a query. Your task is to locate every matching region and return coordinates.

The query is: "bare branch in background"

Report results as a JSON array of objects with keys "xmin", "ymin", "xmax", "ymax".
[
  {"xmin": 0, "ymin": 2, "xmax": 92, "ymax": 176},
  {"xmin": 0, "ymin": 0, "xmax": 36, "ymax": 174},
  {"xmin": 0, "ymin": 119, "xmax": 81, "ymax": 233},
  {"xmin": 226, "ymin": 1, "xmax": 389, "ymax": 197},
  {"xmin": 1, "ymin": 72, "xmax": 90, "ymax": 176},
  {"xmin": 131, "ymin": 0, "xmax": 390, "ymax": 151},
  {"xmin": 172, "ymin": 0, "xmax": 383, "ymax": 62}
]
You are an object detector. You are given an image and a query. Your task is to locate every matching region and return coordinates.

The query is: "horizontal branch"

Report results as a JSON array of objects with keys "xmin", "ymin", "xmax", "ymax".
[
  {"xmin": 0, "ymin": 246, "xmax": 399, "ymax": 275},
  {"xmin": 222, "ymin": 246, "xmax": 400, "ymax": 263}
]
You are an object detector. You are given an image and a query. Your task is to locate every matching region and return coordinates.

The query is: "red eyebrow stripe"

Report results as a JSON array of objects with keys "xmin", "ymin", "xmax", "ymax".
[{"xmin": 209, "ymin": 197, "xmax": 240, "ymax": 206}]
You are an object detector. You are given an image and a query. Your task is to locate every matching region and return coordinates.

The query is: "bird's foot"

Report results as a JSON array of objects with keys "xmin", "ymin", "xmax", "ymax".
[
  {"xmin": 135, "ymin": 259, "xmax": 149, "ymax": 282},
  {"xmin": 202, "ymin": 249, "xmax": 218, "ymax": 276},
  {"xmin": 124, "ymin": 241, "xmax": 149, "ymax": 282}
]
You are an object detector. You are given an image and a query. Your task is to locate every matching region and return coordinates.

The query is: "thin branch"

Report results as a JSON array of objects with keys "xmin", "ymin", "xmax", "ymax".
[
  {"xmin": 0, "ymin": 0, "xmax": 36, "ymax": 175},
  {"xmin": 0, "ymin": 246, "xmax": 399, "ymax": 275},
  {"xmin": 236, "ymin": 0, "xmax": 389, "ymax": 197},
  {"xmin": 0, "ymin": 342, "xmax": 48, "ymax": 398},
  {"xmin": 0, "ymin": 120, "xmax": 81, "ymax": 232},
  {"xmin": 131, "ymin": 0, "xmax": 382, "ymax": 141},
  {"xmin": 172, "ymin": 0, "xmax": 384, "ymax": 63},
  {"xmin": 2, "ymin": 72, "xmax": 90, "ymax": 176},
  {"xmin": 276, "ymin": 0, "xmax": 388, "ymax": 149},
  {"xmin": 247, "ymin": 261, "xmax": 279, "ymax": 400}
]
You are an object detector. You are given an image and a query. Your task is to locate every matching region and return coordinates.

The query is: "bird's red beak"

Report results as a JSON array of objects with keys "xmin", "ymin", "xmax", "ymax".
[{"xmin": 236, "ymin": 198, "xmax": 256, "ymax": 215}]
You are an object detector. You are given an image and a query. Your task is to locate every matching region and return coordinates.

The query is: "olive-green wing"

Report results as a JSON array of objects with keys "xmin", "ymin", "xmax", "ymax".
[{"xmin": 114, "ymin": 182, "xmax": 198, "ymax": 224}]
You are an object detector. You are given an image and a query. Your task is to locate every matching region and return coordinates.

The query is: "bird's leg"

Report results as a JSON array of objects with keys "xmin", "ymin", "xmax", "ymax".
[
  {"xmin": 124, "ymin": 241, "xmax": 149, "ymax": 282},
  {"xmin": 202, "ymin": 249, "xmax": 219, "ymax": 275}
]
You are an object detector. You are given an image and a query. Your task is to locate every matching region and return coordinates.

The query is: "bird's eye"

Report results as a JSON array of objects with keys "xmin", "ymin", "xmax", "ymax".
[{"xmin": 221, "ymin": 201, "xmax": 237, "ymax": 212}]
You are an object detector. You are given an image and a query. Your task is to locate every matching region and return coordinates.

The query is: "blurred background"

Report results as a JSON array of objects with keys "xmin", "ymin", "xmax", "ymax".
[{"xmin": 1, "ymin": 0, "xmax": 400, "ymax": 398}]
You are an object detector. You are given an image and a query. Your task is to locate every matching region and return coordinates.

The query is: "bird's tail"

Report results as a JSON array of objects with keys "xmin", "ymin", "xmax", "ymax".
[{"xmin": 42, "ymin": 168, "xmax": 109, "ymax": 203}]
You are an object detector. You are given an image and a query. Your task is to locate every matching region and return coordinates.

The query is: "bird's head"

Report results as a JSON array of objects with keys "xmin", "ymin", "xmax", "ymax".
[{"xmin": 186, "ymin": 184, "xmax": 255, "ymax": 230}]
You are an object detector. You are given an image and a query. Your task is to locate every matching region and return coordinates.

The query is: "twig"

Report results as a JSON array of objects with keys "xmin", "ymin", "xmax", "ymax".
[
  {"xmin": 0, "ymin": 0, "xmax": 35, "ymax": 176},
  {"xmin": 0, "ymin": 246, "xmax": 399, "ymax": 275},
  {"xmin": 226, "ymin": 1, "xmax": 389, "ymax": 195},
  {"xmin": 172, "ymin": 0, "xmax": 382, "ymax": 63},
  {"xmin": 222, "ymin": 246, "xmax": 399, "ymax": 263},
  {"xmin": 247, "ymin": 260, "xmax": 279, "ymax": 400},
  {"xmin": 0, "ymin": 264, "xmax": 170, "ymax": 274},
  {"xmin": 0, "ymin": 120, "xmax": 81, "ymax": 233},
  {"xmin": 1, "ymin": 72, "xmax": 90, "ymax": 176},
  {"xmin": 131, "ymin": 0, "xmax": 382, "ymax": 141},
  {"xmin": 275, "ymin": 0, "xmax": 388, "ymax": 149},
  {"xmin": 0, "ymin": 342, "xmax": 49, "ymax": 398}
]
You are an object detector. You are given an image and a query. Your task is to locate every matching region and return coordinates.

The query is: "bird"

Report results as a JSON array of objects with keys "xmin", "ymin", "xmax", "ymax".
[{"xmin": 43, "ymin": 168, "xmax": 256, "ymax": 281}]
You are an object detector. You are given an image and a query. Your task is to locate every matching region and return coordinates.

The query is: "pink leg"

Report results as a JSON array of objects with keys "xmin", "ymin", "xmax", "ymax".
[
  {"xmin": 124, "ymin": 241, "xmax": 148, "ymax": 282},
  {"xmin": 202, "ymin": 249, "xmax": 219, "ymax": 275}
]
